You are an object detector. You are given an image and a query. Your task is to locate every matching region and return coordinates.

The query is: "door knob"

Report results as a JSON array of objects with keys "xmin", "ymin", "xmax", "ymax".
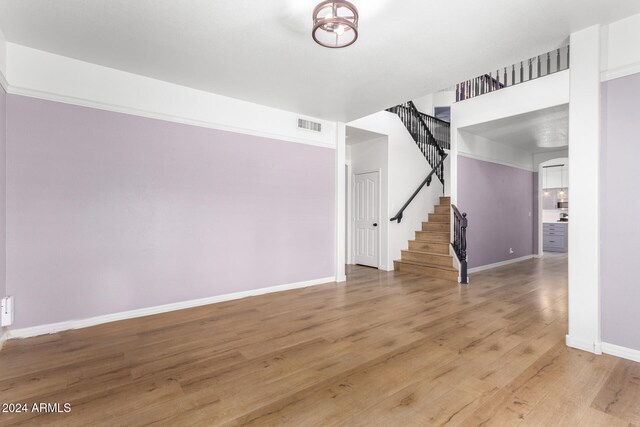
[{"xmin": 373, "ymin": 223, "xmax": 378, "ymax": 227}]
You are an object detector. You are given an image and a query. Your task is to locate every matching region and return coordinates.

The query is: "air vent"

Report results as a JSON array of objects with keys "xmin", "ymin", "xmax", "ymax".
[{"xmin": 297, "ymin": 118, "xmax": 322, "ymax": 133}]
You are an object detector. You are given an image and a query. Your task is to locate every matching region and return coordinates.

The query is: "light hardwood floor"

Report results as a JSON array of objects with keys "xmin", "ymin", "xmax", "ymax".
[{"xmin": 0, "ymin": 253, "xmax": 638, "ymax": 426}]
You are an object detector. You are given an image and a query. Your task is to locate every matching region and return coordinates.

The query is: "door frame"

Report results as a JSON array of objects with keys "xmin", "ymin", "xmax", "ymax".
[{"xmin": 350, "ymin": 169, "xmax": 382, "ymax": 269}]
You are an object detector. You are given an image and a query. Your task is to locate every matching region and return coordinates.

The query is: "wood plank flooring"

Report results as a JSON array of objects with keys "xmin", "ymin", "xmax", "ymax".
[{"xmin": 0, "ymin": 253, "xmax": 638, "ymax": 426}]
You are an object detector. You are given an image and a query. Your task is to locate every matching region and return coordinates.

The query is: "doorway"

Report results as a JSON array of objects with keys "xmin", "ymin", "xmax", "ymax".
[{"xmin": 353, "ymin": 171, "xmax": 380, "ymax": 268}]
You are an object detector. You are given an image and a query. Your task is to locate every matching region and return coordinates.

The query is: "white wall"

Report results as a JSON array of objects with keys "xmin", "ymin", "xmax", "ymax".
[
  {"xmin": 0, "ymin": 28, "xmax": 6, "ymax": 87},
  {"xmin": 601, "ymin": 13, "xmax": 640, "ymax": 81},
  {"xmin": 457, "ymin": 131, "xmax": 534, "ymax": 171},
  {"xmin": 453, "ymin": 70, "xmax": 570, "ymax": 129},
  {"xmin": 5, "ymin": 43, "xmax": 336, "ymax": 148},
  {"xmin": 412, "ymin": 91, "xmax": 456, "ymax": 116},
  {"xmin": 567, "ymin": 25, "xmax": 602, "ymax": 354},
  {"xmin": 347, "ymin": 137, "xmax": 389, "ymax": 269},
  {"xmin": 348, "ymin": 112, "xmax": 444, "ymax": 270}
]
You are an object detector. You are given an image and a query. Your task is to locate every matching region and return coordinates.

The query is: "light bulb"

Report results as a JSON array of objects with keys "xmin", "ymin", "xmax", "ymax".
[
  {"xmin": 334, "ymin": 25, "xmax": 345, "ymax": 36},
  {"xmin": 544, "ymin": 191, "xmax": 549, "ymax": 197}
]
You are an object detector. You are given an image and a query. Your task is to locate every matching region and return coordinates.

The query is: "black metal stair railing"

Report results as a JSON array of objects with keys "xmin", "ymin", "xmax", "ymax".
[
  {"xmin": 456, "ymin": 45, "xmax": 570, "ymax": 102},
  {"xmin": 451, "ymin": 204, "xmax": 468, "ymax": 284},
  {"xmin": 386, "ymin": 100, "xmax": 449, "ymax": 224},
  {"xmin": 386, "ymin": 101, "xmax": 448, "ymax": 183}
]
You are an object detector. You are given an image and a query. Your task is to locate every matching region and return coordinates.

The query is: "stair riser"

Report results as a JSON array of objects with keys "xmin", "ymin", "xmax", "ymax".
[
  {"xmin": 401, "ymin": 251, "xmax": 454, "ymax": 267},
  {"xmin": 439, "ymin": 197, "xmax": 451, "ymax": 205},
  {"xmin": 422, "ymin": 223, "xmax": 450, "ymax": 232},
  {"xmin": 415, "ymin": 232, "xmax": 449, "ymax": 243},
  {"xmin": 427, "ymin": 214, "xmax": 450, "ymax": 223},
  {"xmin": 393, "ymin": 261, "xmax": 458, "ymax": 281},
  {"xmin": 434, "ymin": 206, "xmax": 451, "ymax": 215},
  {"xmin": 408, "ymin": 241, "xmax": 449, "ymax": 254}
]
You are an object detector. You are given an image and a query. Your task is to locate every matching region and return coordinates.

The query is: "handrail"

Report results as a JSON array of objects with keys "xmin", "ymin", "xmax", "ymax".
[
  {"xmin": 390, "ymin": 154, "xmax": 447, "ymax": 224},
  {"xmin": 451, "ymin": 204, "xmax": 468, "ymax": 284},
  {"xmin": 392, "ymin": 102, "xmax": 448, "ymax": 152},
  {"xmin": 407, "ymin": 101, "xmax": 446, "ymax": 157}
]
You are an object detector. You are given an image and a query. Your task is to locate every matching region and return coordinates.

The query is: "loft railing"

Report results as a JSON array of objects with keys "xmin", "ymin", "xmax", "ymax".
[
  {"xmin": 456, "ymin": 45, "xmax": 570, "ymax": 102},
  {"xmin": 451, "ymin": 204, "xmax": 468, "ymax": 284},
  {"xmin": 386, "ymin": 101, "xmax": 448, "ymax": 184},
  {"xmin": 390, "ymin": 155, "xmax": 447, "ymax": 224}
]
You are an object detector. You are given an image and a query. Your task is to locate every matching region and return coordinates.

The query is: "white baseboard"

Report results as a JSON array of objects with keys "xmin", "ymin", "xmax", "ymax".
[
  {"xmin": 8, "ymin": 276, "xmax": 336, "ymax": 339},
  {"xmin": 602, "ymin": 342, "xmax": 640, "ymax": 363},
  {"xmin": 468, "ymin": 255, "xmax": 534, "ymax": 274},
  {"xmin": 566, "ymin": 335, "xmax": 602, "ymax": 354}
]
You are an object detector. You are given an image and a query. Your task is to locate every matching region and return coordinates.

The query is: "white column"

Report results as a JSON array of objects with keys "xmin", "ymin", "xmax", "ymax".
[
  {"xmin": 335, "ymin": 122, "xmax": 347, "ymax": 283},
  {"xmin": 566, "ymin": 25, "xmax": 602, "ymax": 354}
]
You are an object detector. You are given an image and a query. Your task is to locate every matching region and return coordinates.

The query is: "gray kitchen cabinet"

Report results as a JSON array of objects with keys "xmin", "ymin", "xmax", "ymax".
[{"xmin": 543, "ymin": 222, "xmax": 568, "ymax": 252}]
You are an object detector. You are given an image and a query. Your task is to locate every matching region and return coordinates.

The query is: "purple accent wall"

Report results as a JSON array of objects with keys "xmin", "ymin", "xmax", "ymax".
[
  {"xmin": 457, "ymin": 156, "xmax": 534, "ymax": 269},
  {"xmin": 601, "ymin": 73, "xmax": 640, "ymax": 351},
  {"xmin": 6, "ymin": 95, "xmax": 335, "ymax": 329}
]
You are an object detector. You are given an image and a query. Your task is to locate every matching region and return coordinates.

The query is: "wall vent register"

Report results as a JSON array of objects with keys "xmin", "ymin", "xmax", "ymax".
[{"xmin": 297, "ymin": 118, "xmax": 322, "ymax": 133}]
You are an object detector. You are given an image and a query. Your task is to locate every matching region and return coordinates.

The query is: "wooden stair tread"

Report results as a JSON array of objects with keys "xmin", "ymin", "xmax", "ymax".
[
  {"xmin": 402, "ymin": 249, "xmax": 452, "ymax": 258},
  {"xmin": 394, "ymin": 259, "xmax": 457, "ymax": 272}
]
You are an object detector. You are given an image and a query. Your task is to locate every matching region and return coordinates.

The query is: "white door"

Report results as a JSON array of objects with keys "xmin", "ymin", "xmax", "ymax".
[{"xmin": 353, "ymin": 171, "xmax": 379, "ymax": 268}]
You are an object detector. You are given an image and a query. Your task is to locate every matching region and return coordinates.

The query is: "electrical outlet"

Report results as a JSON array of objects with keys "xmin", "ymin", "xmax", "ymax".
[
  {"xmin": 509, "ymin": 248, "xmax": 514, "ymax": 254},
  {"xmin": 1, "ymin": 296, "xmax": 14, "ymax": 327}
]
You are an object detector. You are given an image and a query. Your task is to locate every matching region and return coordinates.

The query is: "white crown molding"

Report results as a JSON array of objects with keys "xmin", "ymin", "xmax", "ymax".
[
  {"xmin": 0, "ymin": 69, "xmax": 7, "ymax": 92},
  {"xmin": 457, "ymin": 151, "xmax": 535, "ymax": 172},
  {"xmin": 8, "ymin": 276, "xmax": 336, "ymax": 339},
  {"xmin": 602, "ymin": 342, "xmax": 640, "ymax": 363},
  {"xmin": 467, "ymin": 255, "xmax": 534, "ymax": 274},
  {"xmin": 601, "ymin": 63, "xmax": 640, "ymax": 82},
  {"xmin": 566, "ymin": 334, "xmax": 602, "ymax": 354},
  {"xmin": 7, "ymin": 85, "xmax": 336, "ymax": 150}
]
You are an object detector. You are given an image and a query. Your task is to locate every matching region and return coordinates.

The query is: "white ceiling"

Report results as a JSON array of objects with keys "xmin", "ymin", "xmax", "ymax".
[
  {"xmin": 1, "ymin": 1, "xmax": 639, "ymax": 121},
  {"xmin": 462, "ymin": 104, "xmax": 569, "ymax": 153}
]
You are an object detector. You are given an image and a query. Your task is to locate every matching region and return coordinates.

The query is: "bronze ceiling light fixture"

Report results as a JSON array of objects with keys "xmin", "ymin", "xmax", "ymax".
[{"xmin": 312, "ymin": 1, "xmax": 359, "ymax": 48}]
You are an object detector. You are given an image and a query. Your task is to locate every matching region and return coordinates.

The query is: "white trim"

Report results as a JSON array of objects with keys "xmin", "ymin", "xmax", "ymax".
[
  {"xmin": 468, "ymin": 255, "xmax": 534, "ymax": 274},
  {"xmin": 602, "ymin": 342, "xmax": 640, "ymax": 363},
  {"xmin": 0, "ymin": 329, "xmax": 9, "ymax": 351},
  {"xmin": 8, "ymin": 276, "xmax": 336, "ymax": 339},
  {"xmin": 601, "ymin": 63, "xmax": 640, "ymax": 82},
  {"xmin": 457, "ymin": 151, "xmax": 535, "ymax": 172},
  {"xmin": 566, "ymin": 334, "xmax": 602, "ymax": 354},
  {"xmin": 0, "ymin": 70, "xmax": 7, "ymax": 92},
  {"xmin": 7, "ymin": 85, "xmax": 336, "ymax": 150}
]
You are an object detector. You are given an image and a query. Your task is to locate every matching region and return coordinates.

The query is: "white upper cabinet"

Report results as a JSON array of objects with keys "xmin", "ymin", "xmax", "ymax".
[{"xmin": 543, "ymin": 165, "xmax": 568, "ymax": 189}]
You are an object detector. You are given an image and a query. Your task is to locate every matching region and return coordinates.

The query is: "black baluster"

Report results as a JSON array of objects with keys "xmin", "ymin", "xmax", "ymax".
[
  {"xmin": 528, "ymin": 58, "xmax": 532, "ymax": 81},
  {"xmin": 520, "ymin": 61, "xmax": 524, "ymax": 83},
  {"xmin": 504, "ymin": 67, "xmax": 508, "ymax": 87},
  {"xmin": 566, "ymin": 45, "xmax": 570, "ymax": 68},
  {"xmin": 512, "ymin": 65, "xmax": 515, "ymax": 85},
  {"xmin": 557, "ymin": 48, "xmax": 560, "ymax": 72},
  {"xmin": 547, "ymin": 52, "xmax": 551, "ymax": 75},
  {"xmin": 537, "ymin": 55, "xmax": 541, "ymax": 78}
]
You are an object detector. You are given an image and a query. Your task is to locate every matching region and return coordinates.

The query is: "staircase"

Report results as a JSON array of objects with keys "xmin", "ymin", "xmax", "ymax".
[{"xmin": 393, "ymin": 196, "xmax": 458, "ymax": 281}]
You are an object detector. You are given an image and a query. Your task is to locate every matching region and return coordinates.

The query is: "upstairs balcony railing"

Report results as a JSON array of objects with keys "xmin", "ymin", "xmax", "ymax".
[{"xmin": 456, "ymin": 45, "xmax": 570, "ymax": 102}]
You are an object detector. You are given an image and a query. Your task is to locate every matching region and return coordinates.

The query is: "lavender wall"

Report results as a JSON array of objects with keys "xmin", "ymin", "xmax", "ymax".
[
  {"xmin": 457, "ymin": 156, "xmax": 534, "ymax": 269},
  {"xmin": 6, "ymin": 95, "xmax": 335, "ymax": 329},
  {"xmin": 601, "ymin": 73, "xmax": 640, "ymax": 351}
]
